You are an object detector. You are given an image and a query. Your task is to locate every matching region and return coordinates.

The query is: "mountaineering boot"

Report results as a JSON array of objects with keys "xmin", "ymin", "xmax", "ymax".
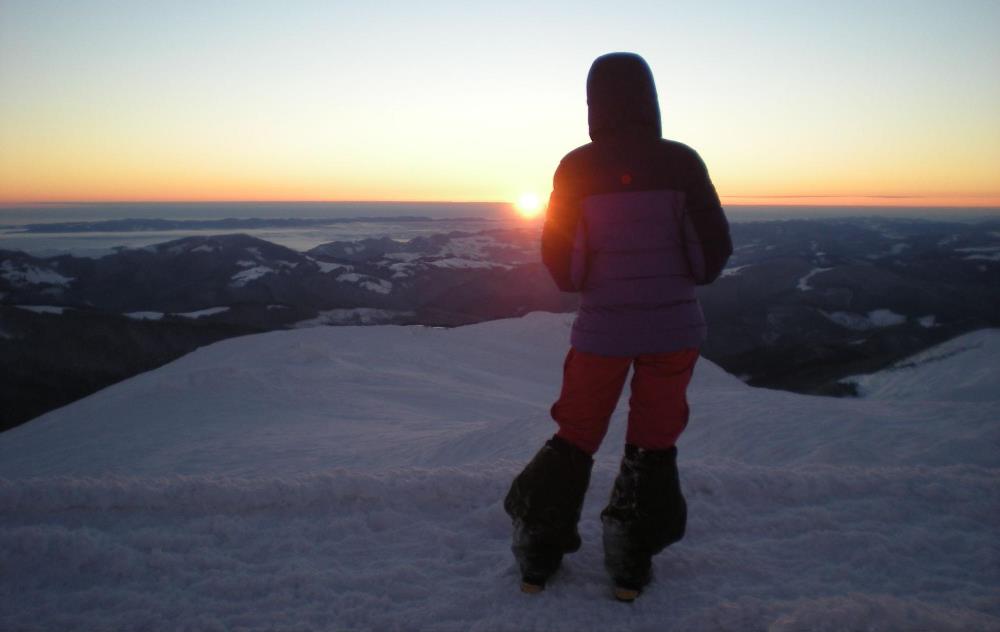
[
  {"xmin": 504, "ymin": 435, "xmax": 593, "ymax": 592},
  {"xmin": 601, "ymin": 444, "xmax": 686, "ymax": 601}
]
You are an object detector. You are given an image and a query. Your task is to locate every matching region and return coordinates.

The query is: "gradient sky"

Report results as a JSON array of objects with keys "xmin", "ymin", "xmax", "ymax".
[{"xmin": 1, "ymin": 0, "xmax": 998, "ymax": 205}]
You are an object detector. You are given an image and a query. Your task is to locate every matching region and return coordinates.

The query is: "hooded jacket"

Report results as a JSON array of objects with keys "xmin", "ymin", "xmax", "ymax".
[{"xmin": 542, "ymin": 52, "xmax": 732, "ymax": 356}]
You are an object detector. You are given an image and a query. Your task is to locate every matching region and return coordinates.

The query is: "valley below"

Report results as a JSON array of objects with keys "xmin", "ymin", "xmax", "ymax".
[{"xmin": 2, "ymin": 215, "xmax": 999, "ymax": 430}]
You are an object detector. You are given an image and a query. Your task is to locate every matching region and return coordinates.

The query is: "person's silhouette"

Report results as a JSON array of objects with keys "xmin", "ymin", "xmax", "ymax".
[{"xmin": 504, "ymin": 51, "xmax": 732, "ymax": 601}]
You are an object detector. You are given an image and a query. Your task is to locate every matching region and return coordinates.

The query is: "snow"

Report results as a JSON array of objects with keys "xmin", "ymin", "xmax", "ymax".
[
  {"xmin": 867, "ymin": 308, "xmax": 907, "ymax": 327},
  {"xmin": 124, "ymin": 311, "xmax": 165, "ymax": 321},
  {"xmin": 175, "ymin": 306, "xmax": 230, "ymax": 319},
  {"xmin": 1, "ymin": 260, "xmax": 75, "ymax": 287},
  {"xmin": 720, "ymin": 264, "xmax": 751, "ymax": 278},
  {"xmin": 191, "ymin": 244, "xmax": 217, "ymax": 253},
  {"xmin": 14, "ymin": 305, "xmax": 68, "ymax": 315},
  {"xmin": 919, "ymin": 315, "xmax": 937, "ymax": 328},
  {"xmin": 438, "ymin": 235, "xmax": 497, "ymax": 259},
  {"xmin": 823, "ymin": 309, "xmax": 907, "ymax": 331},
  {"xmin": 388, "ymin": 261, "xmax": 417, "ymax": 278},
  {"xmin": 956, "ymin": 246, "xmax": 1000, "ymax": 261},
  {"xmin": 123, "ymin": 308, "xmax": 228, "ymax": 320},
  {"xmin": 230, "ymin": 265, "xmax": 275, "ymax": 287},
  {"xmin": 310, "ymin": 258, "xmax": 352, "ymax": 274},
  {"xmin": 380, "ymin": 253, "xmax": 423, "ymax": 278},
  {"xmin": 384, "ymin": 252, "xmax": 422, "ymax": 262},
  {"xmin": 0, "ymin": 313, "xmax": 997, "ymax": 631},
  {"xmin": 293, "ymin": 308, "xmax": 414, "ymax": 327},
  {"xmin": 335, "ymin": 235, "xmax": 526, "ymax": 280},
  {"xmin": 336, "ymin": 273, "xmax": 393, "ymax": 294},
  {"xmin": 429, "ymin": 257, "xmax": 498, "ymax": 269},
  {"xmin": 843, "ymin": 329, "xmax": 1000, "ymax": 402},
  {"xmin": 796, "ymin": 267, "xmax": 832, "ymax": 291}
]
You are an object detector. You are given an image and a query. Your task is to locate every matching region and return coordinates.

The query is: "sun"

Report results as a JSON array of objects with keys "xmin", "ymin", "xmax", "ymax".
[{"xmin": 515, "ymin": 192, "xmax": 543, "ymax": 218}]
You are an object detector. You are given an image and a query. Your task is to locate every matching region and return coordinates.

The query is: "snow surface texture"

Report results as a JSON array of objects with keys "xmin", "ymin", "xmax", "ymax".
[{"xmin": 1, "ymin": 314, "xmax": 998, "ymax": 631}]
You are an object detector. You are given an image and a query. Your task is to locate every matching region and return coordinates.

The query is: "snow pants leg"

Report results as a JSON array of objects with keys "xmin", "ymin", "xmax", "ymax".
[
  {"xmin": 549, "ymin": 346, "xmax": 698, "ymax": 592},
  {"xmin": 550, "ymin": 347, "xmax": 698, "ymax": 455},
  {"xmin": 504, "ymin": 346, "xmax": 697, "ymax": 589}
]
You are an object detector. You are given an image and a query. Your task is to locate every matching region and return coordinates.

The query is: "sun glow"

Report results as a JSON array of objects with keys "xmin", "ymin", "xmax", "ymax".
[{"xmin": 515, "ymin": 192, "xmax": 543, "ymax": 218}]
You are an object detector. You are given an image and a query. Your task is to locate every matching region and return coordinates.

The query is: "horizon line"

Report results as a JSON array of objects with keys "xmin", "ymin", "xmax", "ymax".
[{"xmin": 1, "ymin": 197, "xmax": 1000, "ymax": 209}]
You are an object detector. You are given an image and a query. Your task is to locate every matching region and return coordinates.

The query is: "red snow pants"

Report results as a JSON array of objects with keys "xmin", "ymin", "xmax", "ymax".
[{"xmin": 551, "ymin": 347, "xmax": 699, "ymax": 455}]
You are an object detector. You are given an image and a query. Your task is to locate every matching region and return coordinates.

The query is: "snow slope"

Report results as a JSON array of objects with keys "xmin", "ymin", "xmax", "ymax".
[
  {"xmin": 843, "ymin": 329, "xmax": 1000, "ymax": 402},
  {"xmin": 1, "ymin": 313, "xmax": 998, "ymax": 631}
]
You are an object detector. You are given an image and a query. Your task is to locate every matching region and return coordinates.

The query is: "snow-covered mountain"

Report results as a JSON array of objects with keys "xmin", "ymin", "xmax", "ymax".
[
  {"xmin": 4, "ymin": 217, "xmax": 1000, "ymax": 431},
  {"xmin": 0, "ymin": 230, "xmax": 540, "ymax": 319},
  {"xmin": 1, "ymin": 314, "xmax": 997, "ymax": 630},
  {"xmin": 0, "ymin": 230, "xmax": 574, "ymax": 430}
]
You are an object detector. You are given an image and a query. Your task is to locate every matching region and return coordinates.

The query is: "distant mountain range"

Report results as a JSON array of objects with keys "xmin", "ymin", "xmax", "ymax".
[
  {"xmin": 2, "ymin": 216, "xmax": 999, "ymax": 430},
  {"xmin": 2, "ymin": 215, "xmax": 438, "ymax": 233},
  {"xmin": 699, "ymin": 217, "xmax": 1000, "ymax": 393}
]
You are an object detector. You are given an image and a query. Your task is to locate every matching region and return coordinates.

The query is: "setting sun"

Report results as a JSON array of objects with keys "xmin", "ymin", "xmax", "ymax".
[{"xmin": 516, "ymin": 192, "xmax": 543, "ymax": 218}]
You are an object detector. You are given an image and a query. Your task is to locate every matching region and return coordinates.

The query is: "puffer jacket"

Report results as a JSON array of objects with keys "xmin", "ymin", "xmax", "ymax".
[{"xmin": 542, "ymin": 52, "xmax": 732, "ymax": 357}]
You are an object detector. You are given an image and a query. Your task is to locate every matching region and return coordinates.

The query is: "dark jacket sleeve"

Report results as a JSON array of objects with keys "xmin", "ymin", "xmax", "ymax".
[
  {"xmin": 541, "ymin": 160, "xmax": 584, "ymax": 292},
  {"xmin": 680, "ymin": 150, "xmax": 732, "ymax": 285}
]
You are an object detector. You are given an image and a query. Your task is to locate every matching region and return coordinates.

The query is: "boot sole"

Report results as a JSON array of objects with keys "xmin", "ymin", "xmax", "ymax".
[
  {"xmin": 614, "ymin": 587, "xmax": 640, "ymax": 602},
  {"xmin": 520, "ymin": 581, "xmax": 545, "ymax": 594}
]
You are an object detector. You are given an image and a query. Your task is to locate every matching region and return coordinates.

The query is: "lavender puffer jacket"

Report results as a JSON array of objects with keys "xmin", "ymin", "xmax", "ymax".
[{"xmin": 541, "ymin": 54, "xmax": 732, "ymax": 357}]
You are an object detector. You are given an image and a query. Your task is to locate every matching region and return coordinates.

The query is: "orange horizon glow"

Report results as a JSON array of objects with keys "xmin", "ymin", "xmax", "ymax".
[
  {"xmin": 2, "ymin": 193, "xmax": 1000, "ymax": 209},
  {"xmin": 720, "ymin": 195, "xmax": 1000, "ymax": 208},
  {"xmin": 3, "ymin": 4, "xmax": 999, "ymax": 215}
]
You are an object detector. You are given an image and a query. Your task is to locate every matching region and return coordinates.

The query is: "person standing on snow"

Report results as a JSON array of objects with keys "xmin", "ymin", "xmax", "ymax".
[{"xmin": 503, "ymin": 52, "xmax": 732, "ymax": 602}]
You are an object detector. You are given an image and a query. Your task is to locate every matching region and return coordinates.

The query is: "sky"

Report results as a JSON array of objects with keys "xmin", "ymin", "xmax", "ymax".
[{"xmin": 1, "ymin": 0, "xmax": 998, "ymax": 206}]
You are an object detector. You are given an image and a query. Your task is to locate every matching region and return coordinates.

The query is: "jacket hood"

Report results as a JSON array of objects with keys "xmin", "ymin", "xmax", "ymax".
[{"xmin": 586, "ymin": 52, "xmax": 662, "ymax": 141}]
